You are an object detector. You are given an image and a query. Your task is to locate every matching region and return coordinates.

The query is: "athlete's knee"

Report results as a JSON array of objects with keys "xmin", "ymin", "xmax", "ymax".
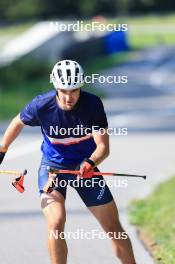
[
  {"xmin": 48, "ymin": 215, "xmax": 66, "ymax": 231},
  {"xmin": 102, "ymin": 219, "xmax": 124, "ymax": 235},
  {"xmin": 41, "ymin": 194, "xmax": 66, "ymax": 231}
]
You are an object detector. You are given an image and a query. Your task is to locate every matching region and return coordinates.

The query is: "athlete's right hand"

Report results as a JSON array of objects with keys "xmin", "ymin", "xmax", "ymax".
[
  {"xmin": 0, "ymin": 146, "xmax": 8, "ymax": 164},
  {"xmin": 77, "ymin": 158, "xmax": 95, "ymax": 179}
]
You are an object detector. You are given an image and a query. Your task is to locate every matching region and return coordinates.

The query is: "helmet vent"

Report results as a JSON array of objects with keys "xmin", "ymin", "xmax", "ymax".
[
  {"xmin": 57, "ymin": 69, "xmax": 62, "ymax": 78},
  {"xmin": 52, "ymin": 60, "xmax": 84, "ymax": 89},
  {"xmin": 66, "ymin": 69, "xmax": 71, "ymax": 85},
  {"xmin": 74, "ymin": 67, "xmax": 80, "ymax": 83},
  {"xmin": 76, "ymin": 67, "xmax": 79, "ymax": 74},
  {"xmin": 52, "ymin": 72, "xmax": 55, "ymax": 80}
]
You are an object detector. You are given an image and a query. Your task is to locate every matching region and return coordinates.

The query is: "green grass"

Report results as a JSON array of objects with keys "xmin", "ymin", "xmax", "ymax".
[
  {"xmin": 129, "ymin": 34, "xmax": 175, "ymax": 48},
  {"xmin": 0, "ymin": 78, "xmax": 50, "ymax": 120},
  {"xmin": 116, "ymin": 14, "xmax": 175, "ymax": 24},
  {"xmin": 109, "ymin": 14, "xmax": 175, "ymax": 48},
  {"xmin": 0, "ymin": 22, "xmax": 35, "ymax": 36},
  {"xmin": 85, "ymin": 52, "xmax": 132, "ymax": 74},
  {"xmin": 0, "ymin": 77, "xmax": 105, "ymax": 121},
  {"xmin": 129, "ymin": 176, "xmax": 175, "ymax": 264}
]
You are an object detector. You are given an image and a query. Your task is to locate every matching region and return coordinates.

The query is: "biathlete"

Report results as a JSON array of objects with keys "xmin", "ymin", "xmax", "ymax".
[{"xmin": 0, "ymin": 60, "xmax": 136, "ymax": 264}]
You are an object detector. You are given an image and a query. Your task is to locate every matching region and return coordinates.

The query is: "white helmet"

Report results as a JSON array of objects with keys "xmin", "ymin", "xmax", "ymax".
[{"xmin": 51, "ymin": 60, "xmax": 84, "ymax": 90}]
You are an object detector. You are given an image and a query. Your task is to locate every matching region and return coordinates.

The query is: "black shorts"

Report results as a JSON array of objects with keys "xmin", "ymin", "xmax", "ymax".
[{"xmin": 38, "ymin": 159, "xmax": 113, "ymax": 207}]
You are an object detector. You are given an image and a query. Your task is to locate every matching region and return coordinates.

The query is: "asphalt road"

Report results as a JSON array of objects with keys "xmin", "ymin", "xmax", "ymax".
[
  {"xmin": 95, "ymin": 46, "xmax": 175, "ymax": 133},
  {"xmin": 0, "ymin": 131, "xmax": 175, "ymax": 264}
]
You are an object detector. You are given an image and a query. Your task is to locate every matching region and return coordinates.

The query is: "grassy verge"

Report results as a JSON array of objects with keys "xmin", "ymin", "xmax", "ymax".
[
  {"xmin": 0, "ymin": 50, "xmax": 132, "ymax": 121},
  {"xmin": 129, "ymin": 176, "xmax": 175, "ymax": 264},
  {"xmin": 85, "ymin": 51, "xmax": 132, "ymax": 74},
  {"xmin": 0, "ymin": 83, "xmax": 107, "ymax": 121},
  {"xmin": 110, "ymin": 14, "xmax": 175, "ymax": 48},
  {"xmin": 0, "ymin": 22, "xmax": 35, "ymax": 36},
  {"xmin": 129, "ymin": 33, "xmax": 175, "ymax": 49},
  {"xmin": 0, "ymin": 77, "xmax": 106, "ymax": 121},
  {"xmin": 0, "ymin": 78, "xmax": 50, "ymax": 120},
  {"xmin": 0, "ymin": 74, "xmax": 108, "ymax": 120}
]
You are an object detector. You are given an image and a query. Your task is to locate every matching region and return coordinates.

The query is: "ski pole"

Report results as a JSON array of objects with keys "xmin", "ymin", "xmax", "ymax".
[{"xmin": 49, "ymin": 168, "xmax": 147, "ymax": 179}]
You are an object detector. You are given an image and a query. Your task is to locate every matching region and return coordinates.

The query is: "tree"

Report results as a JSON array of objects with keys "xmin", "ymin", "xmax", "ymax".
[{"xmin": 0, "ymin": 0, "xmax": 41, "ymax": 20}]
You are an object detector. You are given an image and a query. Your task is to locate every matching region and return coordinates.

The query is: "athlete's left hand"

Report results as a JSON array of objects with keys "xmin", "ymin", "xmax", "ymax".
[{"xmin": 79, "ymin": 158, "xmax": 95, "ymax": 179}]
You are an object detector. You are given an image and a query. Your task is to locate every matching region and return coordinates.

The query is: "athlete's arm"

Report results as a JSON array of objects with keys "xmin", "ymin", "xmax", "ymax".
[
  {"xmin": 89, "ymin": 128, "xmax": 109, "ymax": 167},
  {"xmin": 1, "ymin": 114, "xmax": 25, "ymax": 150}
]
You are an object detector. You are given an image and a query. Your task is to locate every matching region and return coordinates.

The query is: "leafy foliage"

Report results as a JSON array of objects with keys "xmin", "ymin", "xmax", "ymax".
[{"xmin": 1, "ymin": 0, "xmax": 175, "ymax": 20}]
